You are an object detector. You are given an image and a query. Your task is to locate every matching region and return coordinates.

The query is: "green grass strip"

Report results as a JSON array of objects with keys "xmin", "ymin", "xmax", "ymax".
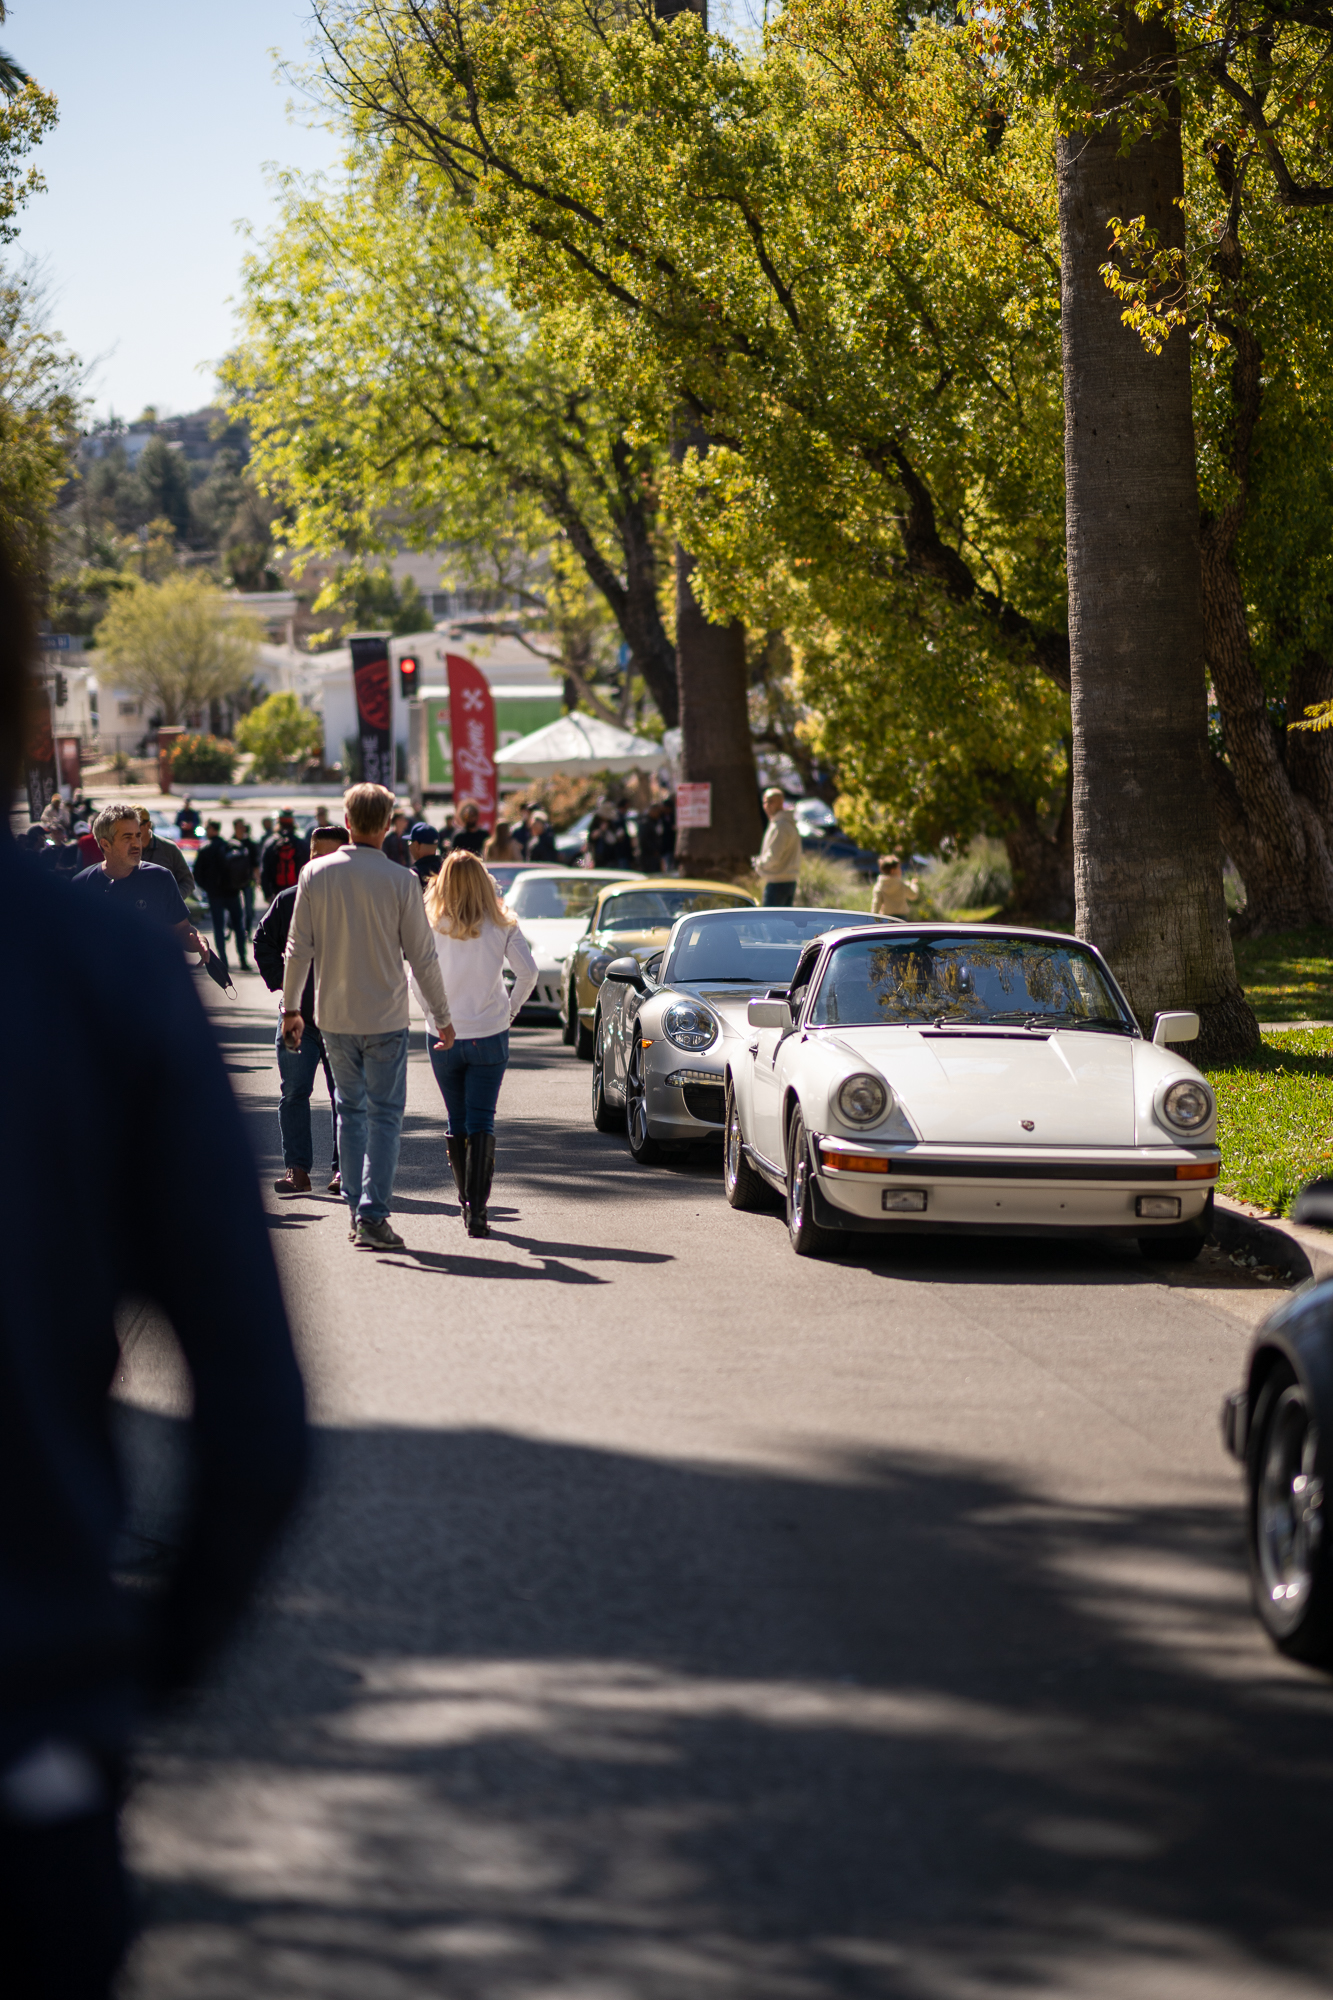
[{"xmin": 1202, "ymin": 1027, "xmax": 1333, "ymax": 1215}]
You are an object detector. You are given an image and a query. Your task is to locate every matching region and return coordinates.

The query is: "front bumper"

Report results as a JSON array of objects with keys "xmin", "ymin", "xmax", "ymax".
[
  {"xmin": 647, "ymin": 1063, "xmax": 726, "ymax": 1135},
  {"xmin": 810, "ymin": 1139, "xmax": 1220, "ymax": 1235}
]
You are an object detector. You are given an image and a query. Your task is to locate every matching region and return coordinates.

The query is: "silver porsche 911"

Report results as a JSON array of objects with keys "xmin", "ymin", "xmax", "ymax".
[{"xmin": 589, "ymin": 905, "xmax": 894, "ymax": 1163}]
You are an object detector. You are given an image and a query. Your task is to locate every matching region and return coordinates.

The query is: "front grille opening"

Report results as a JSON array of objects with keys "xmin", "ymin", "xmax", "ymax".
[{"xmin": 682, "ymin": 1083, "xmax": 726, "ymax": 1125}]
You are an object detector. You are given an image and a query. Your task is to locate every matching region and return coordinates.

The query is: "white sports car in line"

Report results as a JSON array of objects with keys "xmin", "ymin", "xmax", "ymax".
[
  {"xmin": 723, "ymin": 923, "xmax": 1220, "ymax": 1259},
  {"xmin": 501, "ymin": 867, "xmax": 639, "ymax": 1017}
]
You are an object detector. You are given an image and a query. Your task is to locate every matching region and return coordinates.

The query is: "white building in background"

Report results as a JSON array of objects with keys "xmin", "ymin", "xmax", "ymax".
[{"xmin": 308, "ymin": 625, "xmax": 564, "ymax": 777}]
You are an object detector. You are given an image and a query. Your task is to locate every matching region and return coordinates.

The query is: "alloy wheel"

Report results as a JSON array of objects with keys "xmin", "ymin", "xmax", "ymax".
[{"xmin": 1257, "ymin": 1383, "xmax": 1324, "ymax": 1636}]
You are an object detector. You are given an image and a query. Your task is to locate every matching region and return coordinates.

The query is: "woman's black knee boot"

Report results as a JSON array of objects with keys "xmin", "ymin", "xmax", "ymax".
[
  {"xmin": 466, "ymin": 1133, "xmax": 496, "ymax": 1238},
  {"xmin": 446, "ymin": 1135, "xmax": 469, "ymax": 1224}
]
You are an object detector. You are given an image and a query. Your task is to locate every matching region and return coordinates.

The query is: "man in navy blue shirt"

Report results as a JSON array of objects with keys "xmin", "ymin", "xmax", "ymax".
[
  {"xmin": 73, "ymin": 804, "xmax": 209, "ymax": 963},
  {"xmin": 0, "ymin": 675, "xmax": 305, "ymax": 2000}
]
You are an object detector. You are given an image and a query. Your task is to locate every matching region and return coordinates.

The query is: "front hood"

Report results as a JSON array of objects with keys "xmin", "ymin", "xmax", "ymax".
[
  {"xmin": 518, "ymin": 918, "xmax": 588, "ymax": 964},
  {"xmin": 688, "ymin": 984, "xmax": 769, "ymax": 1040},
  {"xmin": 595, "ymin": 926, "xmax": 671, "ymax": 951},
  {"xmin": 827, "ymin": 1026, "xmax": 1136, "ymax": 1146}
]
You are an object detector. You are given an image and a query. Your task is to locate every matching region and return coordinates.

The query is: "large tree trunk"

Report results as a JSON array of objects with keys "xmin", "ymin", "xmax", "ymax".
[
  {"xmin": 1201, "ymin": 534, "xmax": 1333, "ymax": 930},
  {"xmin": 1000, "ymin": 768, "xmax": 1075, "ymax": 927},
  {"xmin": 1056, "ymin": 9, "xmax": 1257, "ymax": 1059},
  {"xmin": 674, "ymin": 543, "xmax": 763, "ymax": 877}
]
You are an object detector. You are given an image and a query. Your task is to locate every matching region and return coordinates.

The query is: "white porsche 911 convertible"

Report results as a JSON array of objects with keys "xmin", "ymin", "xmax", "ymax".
[{"xmin": 723, "ymin": 923, "xmax": 1220, "ymax": 1259}]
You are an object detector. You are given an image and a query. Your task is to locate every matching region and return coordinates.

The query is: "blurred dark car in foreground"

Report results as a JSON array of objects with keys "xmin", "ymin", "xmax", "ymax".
[{"xmin": 1223, "ymin": 1179, "xmax": 1333, "ymax": 1665}]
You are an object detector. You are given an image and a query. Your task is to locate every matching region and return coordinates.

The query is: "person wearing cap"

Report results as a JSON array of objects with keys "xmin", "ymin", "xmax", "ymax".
[
  {"xmin": 260, "ymin": 810, "xmax": 309, "ymax": 902},
  {"xmin": 254, "ymin": 825, "xmax": 348, "ymax": 1197},
  {"xmin": 134, "ymin": 807, "xmax": 196, "ymax": 901},
  {"xmin": 74, "ymin": 820, "xmax": 101, "ymax": 868},
  {"xmin": 408, "ymin": 821, "xmax": 442, "ymax": 887}
]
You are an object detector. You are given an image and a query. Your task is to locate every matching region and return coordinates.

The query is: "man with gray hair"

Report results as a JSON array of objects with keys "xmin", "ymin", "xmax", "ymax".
[
  {"xmin": 751, "ymin": 787, "xmax": 801, "ymax": 907},
  {"xmin": 282, "ymin": 783, "xmax": 455, "ymax": 1251},
  {"xmin": 74, "ymin": 804, "xmax": 208, "ymax": 960}
]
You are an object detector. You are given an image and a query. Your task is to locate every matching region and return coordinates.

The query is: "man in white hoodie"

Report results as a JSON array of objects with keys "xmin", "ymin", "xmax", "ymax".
[
  {"xmin": 752, "ymin": 788, "xmax": 802, "ymax": 907},
  {"xmin": 282, "ymin": 783, "xmax": 455, "ymax": 1252}
]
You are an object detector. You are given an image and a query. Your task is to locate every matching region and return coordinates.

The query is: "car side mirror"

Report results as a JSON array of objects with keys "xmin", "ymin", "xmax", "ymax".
[
  {"xmin": 748, "ymin": 997, "xmax": 793, "ymax": 1031},
  {"xmin": 604, "ymin": 955, "xmax": 646, "ymax": 990},
  {"xmin": 1152, "ymin": 1010, "xmax": 1200, "ymax": 1045}
]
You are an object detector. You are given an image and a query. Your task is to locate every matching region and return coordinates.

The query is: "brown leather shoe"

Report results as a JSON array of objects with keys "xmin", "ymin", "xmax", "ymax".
[
  {"xmin": 327, "ymin": 1171, "xmax": 342, "ymax": 1195},
  {"xmin": 273, "ymin": 1168, "xmax": 312, "ymax": 1195}
]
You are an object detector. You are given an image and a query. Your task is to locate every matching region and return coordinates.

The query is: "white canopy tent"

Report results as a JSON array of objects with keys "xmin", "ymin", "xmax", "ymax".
[{"xmin": 494, "ymin": 712, "xmax": 663, "ymax": 779}]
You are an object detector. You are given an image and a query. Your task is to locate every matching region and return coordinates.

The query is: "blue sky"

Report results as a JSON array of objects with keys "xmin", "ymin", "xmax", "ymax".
[{"xmin": 9, "ymin": 0, "xmax": 340, "ymax": 422}]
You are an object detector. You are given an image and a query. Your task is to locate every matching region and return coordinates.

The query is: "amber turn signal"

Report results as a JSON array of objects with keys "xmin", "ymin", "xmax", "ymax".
[
  {"xmin": 1175, "ymin": 1161, "xmax": 1219, "ymax": 1180},
  {"xmin": 820, "ymin": 1148, "xmax": 890, "ymax": 1174}
]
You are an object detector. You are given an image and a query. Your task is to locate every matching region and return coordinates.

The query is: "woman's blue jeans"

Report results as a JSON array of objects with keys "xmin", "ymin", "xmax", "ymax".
[{"xmin": 429, "ymin": 1030, "xmax": 510, "ymax": 1135}]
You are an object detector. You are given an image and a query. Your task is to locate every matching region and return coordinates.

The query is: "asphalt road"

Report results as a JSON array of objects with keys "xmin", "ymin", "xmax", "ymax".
[{"xmin": 114, "ymin": 969, "xmax": 1333, "ymax": 2000}]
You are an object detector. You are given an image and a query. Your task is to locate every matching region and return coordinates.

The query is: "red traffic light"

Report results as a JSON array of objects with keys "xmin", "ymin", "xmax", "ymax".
[{"xmin": 398, "ymin": 654, "xmax": 419, "ymax": 698}]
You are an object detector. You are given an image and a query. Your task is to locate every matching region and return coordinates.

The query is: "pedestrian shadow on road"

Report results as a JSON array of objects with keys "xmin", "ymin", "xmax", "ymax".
[{"xmin": 117, "ymin": 1411, "xmax": 1333, "ymax": 2000}]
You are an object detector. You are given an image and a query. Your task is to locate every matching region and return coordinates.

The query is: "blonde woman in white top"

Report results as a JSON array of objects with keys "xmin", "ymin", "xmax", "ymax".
[{"xmin": 413, "ymin": 849, "xmax": 538, "ymax": 1236}]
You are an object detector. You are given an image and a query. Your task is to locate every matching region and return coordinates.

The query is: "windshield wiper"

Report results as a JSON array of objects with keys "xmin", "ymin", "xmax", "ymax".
[{"xmin": 987, "ymin": 1009, "xmax": 1134, "ymax": 1034}]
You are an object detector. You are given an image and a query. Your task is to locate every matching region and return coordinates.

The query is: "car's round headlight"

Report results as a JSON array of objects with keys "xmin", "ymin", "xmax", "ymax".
[
  {"xmin": 663, "ymin": 1001, "xmax": 717, "ymax": 1051},
  {"xmin": 587, "ymin": 953, "xmax": 613, "ymax": 987},
  {"xmin": 1162, "ymin": 1078, "xmax": 1214, "ymax": 1132},
  {"xmin": 836, "ymin": 1072, "xmax": 890, "ymax": 1124}
]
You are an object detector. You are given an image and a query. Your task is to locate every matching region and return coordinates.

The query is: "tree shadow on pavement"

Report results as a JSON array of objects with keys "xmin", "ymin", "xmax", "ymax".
[{"xmin": 117, "ymin": 1414, "xmax": 1333, "ymax": 2000}]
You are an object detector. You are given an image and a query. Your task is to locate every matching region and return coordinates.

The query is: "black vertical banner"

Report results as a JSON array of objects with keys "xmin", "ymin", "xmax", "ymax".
[
  {"xmin": 24, "ymin": 682, "xmax": 56, "ymax": 820},
  {"xmin": 350, "ymin": 634, "xmax": 394, "ymax": 788}
]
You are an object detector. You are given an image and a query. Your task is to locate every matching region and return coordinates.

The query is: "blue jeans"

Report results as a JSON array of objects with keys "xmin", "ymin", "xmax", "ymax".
[
  {"xmin": 323, "ymin": 1028, "xmax": 410, "ymax": 1220},
  {"xmin": 762, "ymin": 879, "xmax": 797, "ymax": 907},
  {"xmin": 208, "ymin": 892, "xmax": 247, "ymax": 968},
  {"xmin": 429, "ymin": 1030, "xmax": 510, "ymax": 1135},
  {"xmin": 275, "ymin": 1025, "xmax": 340, "ymax": 1173}
]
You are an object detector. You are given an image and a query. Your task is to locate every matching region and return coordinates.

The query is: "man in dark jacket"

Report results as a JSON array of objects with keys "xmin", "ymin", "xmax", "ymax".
[
  {"xmin": 526, "ymin": 811, "xmax": 558, "ymax": 864},
  {"xmin": 408, "ymin": 821, "xmax": 442, "ymax": 887},
  {"xmin": 0, "ymin": 559, "xmax": 306, "ymax": 1996},
  {"xmin": 193, "ymin": 819, "xmax": 251, "ymax": 975},
  {"xmin": 254, "ymin": 825, "xmax": 347, "ymax": 1195},
  {"xmin": 259, "ymin": 811, "xmax": 309, "ymax": 903}
]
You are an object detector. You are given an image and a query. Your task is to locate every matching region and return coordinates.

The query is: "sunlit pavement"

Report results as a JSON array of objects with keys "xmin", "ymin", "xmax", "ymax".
[{"xmin": 115, "ymin": 968, "xmax": 1333, "ymax": 1998}]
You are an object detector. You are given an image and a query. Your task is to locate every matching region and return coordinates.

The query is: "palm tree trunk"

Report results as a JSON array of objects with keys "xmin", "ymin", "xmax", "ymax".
[
  {"xmin": 1056, "ymin": 8, "xmax": 1257, "ymax": 1059},
  {"xmin": 674, "ymin": 544, "xmax": 763, "ymax": 878},
  {"xmin": 672, "ymin": 423, "xmax": 763, "ymax": 878}
]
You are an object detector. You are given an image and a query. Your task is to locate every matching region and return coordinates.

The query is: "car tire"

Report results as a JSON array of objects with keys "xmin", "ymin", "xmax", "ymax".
[
  {"xmin": 1247, "ymin": 1361, "xmax": 1333, "ymax": 1664},
  {"xmin": 785, "ymin": 1107, "xmax": 839, "ymax": 1258},
  {"xmin": 724, "ymin": 1078, "xmax": 772, "ymax": 1212},
  {"xmin": 625, "ymin": 1038, "xmax": 667, "ymax": 1164},
  {"xmin": 1138, "ymin": 1190, "xmax": 1212, "ymax": 1261},
  {"xmin": 561, "ymin": 975, "xmax": 578, "ymax": 1046},
  {"xmin": 574, "ymin": 1007, "xmax": 595, "ymax": 1061},
  {"xmin": 591, "ymin": 1013, "xmax": 625, "ymax": 1133}
]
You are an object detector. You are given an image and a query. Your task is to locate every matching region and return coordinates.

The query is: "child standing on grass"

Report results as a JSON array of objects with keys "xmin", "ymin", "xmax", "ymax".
[{"xmin": 871, "ymin": 854, "xmax": 919, "ymax": 918}]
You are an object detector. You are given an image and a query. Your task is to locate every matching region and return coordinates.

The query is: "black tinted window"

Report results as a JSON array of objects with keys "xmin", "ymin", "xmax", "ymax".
[{"xmin": 666, "ymin": 910, "xmax": 877, "ymax": 983}]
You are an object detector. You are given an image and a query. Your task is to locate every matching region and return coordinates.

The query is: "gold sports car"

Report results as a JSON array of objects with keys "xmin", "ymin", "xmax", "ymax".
[{"xmin": 560, "ymin": 878, "xmax": 757, "ymax": 1058}]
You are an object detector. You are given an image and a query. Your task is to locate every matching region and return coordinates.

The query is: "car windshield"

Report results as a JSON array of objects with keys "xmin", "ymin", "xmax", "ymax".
[
  {"xmin": 486, "ymin": 864, "xmax": 532, "ymax": 893},
  {"xmin": 809, "ymin": 934, "xmax": 1132, "ymax": 1030},
  {"xmin": 508, "ymin": 876, "xmax": 602, "ymax": 919},
  {"xmin": 600, "ymin": 889, "xmax": 751, "ymax": 933},
  {"xmin": 665, "ymin": 909, "xmax": 881, "ymax": 984}
]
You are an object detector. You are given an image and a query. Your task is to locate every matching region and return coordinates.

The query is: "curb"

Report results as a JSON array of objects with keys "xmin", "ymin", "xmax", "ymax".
[{"xmin": 1212, "ymin": 1193, "xmax": 1333, "ymax": 1286}]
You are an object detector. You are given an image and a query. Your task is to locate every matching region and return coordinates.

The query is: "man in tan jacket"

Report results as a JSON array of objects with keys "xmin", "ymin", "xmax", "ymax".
[
  {"xmin": 752, "ymin": 788, "xmax": 802, "ymax": 906},
  {"xmin": 282, "ymin": 783, "xmax": 455, "ymax": 1251}
]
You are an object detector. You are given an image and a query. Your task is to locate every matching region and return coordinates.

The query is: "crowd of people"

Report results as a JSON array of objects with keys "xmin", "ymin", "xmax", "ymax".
[{"xmin": 23, "ymin": 776, "xmax": 857, "ymax": 1254}]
